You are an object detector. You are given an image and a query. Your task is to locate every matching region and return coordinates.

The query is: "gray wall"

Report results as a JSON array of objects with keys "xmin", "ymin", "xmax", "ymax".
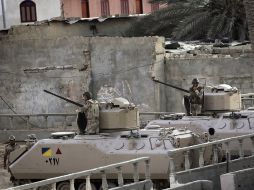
[
  {"xmin": 175, "ymin": 156, "xmax": 254, "ymax": 190},
  {"xmin": 0, "ymin": 24, "xmax": 165, "ymax": 130},
  {"xmin": 0, "ymin": 17, "xmax": 135, "ymax": 39},
  {"xmin": 221, "ymin": 167, "xmax": 254, "ymax": 190},
  {"xmin": 90, "ymin": 37, "xmax": 165, "ymax": 112},
  {"xmin": 0, "ymin": 36, "xmax": 91, "ymax": 129},
  {"xmin": 1, "ymin": 22, "xmax": 254, "ymax": 131},
  {"xmin": 165, "ymin": 55, "xmax": 254, "ymax": 112}
]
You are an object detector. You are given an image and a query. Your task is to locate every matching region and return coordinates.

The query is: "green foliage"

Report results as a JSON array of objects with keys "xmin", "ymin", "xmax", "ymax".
[{"xmin": 125, "ymin": 0, "xmax": 248, "ymax": 41}]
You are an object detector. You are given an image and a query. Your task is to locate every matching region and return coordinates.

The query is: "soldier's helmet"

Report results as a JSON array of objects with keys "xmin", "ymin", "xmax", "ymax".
[
  {"xmin": 9, "ymin": 135, "xmax": 15, "ymax": 141},
  {"xmin": 192, "ymin": 78, "xmax": 199, "ymax": 85},
  {"xmin": 83, "ymin": 92, "xmax": 91, "ymax": 100}
]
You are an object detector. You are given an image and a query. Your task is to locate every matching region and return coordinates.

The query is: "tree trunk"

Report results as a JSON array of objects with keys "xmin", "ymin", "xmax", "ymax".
[{"xmin": 244, "ymin": 0, "xmax": 254, "ymax": 52}]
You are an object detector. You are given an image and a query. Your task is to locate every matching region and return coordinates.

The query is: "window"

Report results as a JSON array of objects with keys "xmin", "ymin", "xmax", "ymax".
[
  {"xmin": 121, "ymin": 0, "xmax": 129, "ymax": 15},
  {"xmin": 20, "ymin": 0, "xmax": 37, "ymax": 22},
  {"xmin": 136, "ymin": 0, "xmax": 143, "ymax": 14},
  {"xmin": 101, "ymin": 0, "xmax": 110, "ymax": 17},
  {"xmin": 81, "ymin": 0, "xmax": 90, "ymax": 18},
  {"xmin": 151, "ymin": 3, "xmax": 159, "ymax": 12}
]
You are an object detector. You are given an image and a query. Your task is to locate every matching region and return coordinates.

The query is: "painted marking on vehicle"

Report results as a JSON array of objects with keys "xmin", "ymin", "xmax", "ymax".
[
  {"xmin": 42, "ymin": 147, "xmax": 53, "ymax": 157},
  {"xmin": 56, "ymin": 148, "xmax": 62, "ymax": 155},
  {"xmin": 45, "ymin": 157, "xmax": 60, "ymax": 165}
]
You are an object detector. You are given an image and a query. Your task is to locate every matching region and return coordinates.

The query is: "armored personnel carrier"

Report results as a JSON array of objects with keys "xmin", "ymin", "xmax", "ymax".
[
  {"xmin": 147, "ymin": 80, "xmax": 254, "ymax": 153},
  {"xmin": 7, "ymin": 83, "xmax": 254, "ymax": 189},
  {"xmin": 7, "ymin": 93, "xmax": 210, "ymax": 190}
]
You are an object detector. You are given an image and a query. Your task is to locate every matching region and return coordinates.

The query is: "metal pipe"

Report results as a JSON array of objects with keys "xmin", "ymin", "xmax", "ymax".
[
  {"xmin": 1, "ymin": 0, "xmax": 6, "ymax": 29},
  {"xmin": 226, "ymin": 152, "xmax": 229, "ymax": 173}
]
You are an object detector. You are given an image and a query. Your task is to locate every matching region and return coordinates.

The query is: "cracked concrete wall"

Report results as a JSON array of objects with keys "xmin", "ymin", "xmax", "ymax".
[
  {"xmin": 90, "ymin": 37, "xmax": 165, "ymax": 113},
  {"xmin": 0, "ymin": 36, "xmax": 91, "ymax": 129},
  {"xmin": 165, "ymin": 55, "xmax": 254, "ymax": 112},
  {"xmin": 0, "ymin": 29, "xmax": 165, "ymax": 130}
]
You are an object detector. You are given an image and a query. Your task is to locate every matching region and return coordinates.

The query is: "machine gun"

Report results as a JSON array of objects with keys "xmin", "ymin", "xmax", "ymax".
[
  {"xmin": 153, "ymin": 79, "xmax": 192, "ymax": 115},
  {"xmin": 44, "ymin": 90, "xmax": 87, "ymax": 133},
  {"xmin": 153, "ymin": 79, "xmax": 189, "ymax": 93},
  {"xmin": 43, "ymin": 90, "xmax": 83, "ymax": 107}
]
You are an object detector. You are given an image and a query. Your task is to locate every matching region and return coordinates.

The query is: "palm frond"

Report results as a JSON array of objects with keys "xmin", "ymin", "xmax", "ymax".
[
  {"xmin": 207, "ymin": 13, "xmax": 227, "ymax": 39},
  {"xmin": 152, "ymin": 5, "xmax": 196, "ymax": 19},
  {"xmin": 172, "ymin": 11, "xmax": 210, "ymax": 40},
  {"xmin": 125, "ymin": 0, "xmax": 248, "ymax": 41},
  {"xmin": 150, "ymin": 0, "xmax": 188, "ymax": 4},
  {"xmin": 220, "ymin": 17, "xmax": 235, "ymax": 38}
]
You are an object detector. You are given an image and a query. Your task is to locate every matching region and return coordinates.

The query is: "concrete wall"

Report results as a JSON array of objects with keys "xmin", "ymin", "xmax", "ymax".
[
  {"xmin": 175, "ymin": 156, "xmax": 254, "ymax": 190},
  {"xmin": 0, "ymin": 18, "xmax": 136, "ymax": 39},
  {"xmin": 165, "ymin": 54, "xmax": 254, "ymax": 112},
  {"xmin": 0, "ymin": 0, "xmax": 61, "ymax": 30},
  {"xmin": 0, "ymin": 24, "xmax": 165, "ymax": 131},
  {"xmin": 0, "ymin": 35, "xmax": 91, "ymax": 129},
  {"xmin": 220, "ymin": 167, "xmax": 254, "ymax": 190},
  {"xmin": 90, "ymin": 36, "xmax": 165, "ymax": 112}
]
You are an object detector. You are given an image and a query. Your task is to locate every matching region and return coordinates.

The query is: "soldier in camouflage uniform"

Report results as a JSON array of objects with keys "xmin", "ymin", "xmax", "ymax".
[
  {"xmin": 189, "ymin": 78, "xmax": 203, "ymax": 116},
  {"xmin": 4, "ymin": 135, "xmax": 20, "ymax": 170},
  {"xmin": 80, "ymin": 92, "xmax": 99, "ymax": 134}
]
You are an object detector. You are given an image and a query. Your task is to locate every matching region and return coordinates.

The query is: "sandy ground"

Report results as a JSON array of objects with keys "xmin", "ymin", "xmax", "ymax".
[{"xmin": 0, "ymin": 144, "xmax": 13, "ymax": 189}]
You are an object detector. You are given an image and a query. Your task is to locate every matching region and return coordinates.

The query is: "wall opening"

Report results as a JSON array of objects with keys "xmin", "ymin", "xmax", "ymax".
[
  {"xmin": 20, "ymin": 0, "xmax": 37, "ymax": 22},
  {"xmin": 81, "ymin": 0, "xmax": 90, "ymax": 18},
  {"xmin": 136, "ymin": 0, "xmax": 143, "ymax": 14},
  {"xmin": 101, "ymin": 0, "xmax": 110, "ymax": 17},
  {"xmin": 121, "ymin": 0, "xmax": 129, "ymax": 15}
]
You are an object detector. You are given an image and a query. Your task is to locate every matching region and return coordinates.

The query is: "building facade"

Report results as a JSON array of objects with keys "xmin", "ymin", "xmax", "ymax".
[
  {"xmin": 0, "ymin": 0, "xmax": 61, "ymax": 30},
  {"xmin": 63, "ymin": 0, "xmax": 163, "ymax": 18},
  {"xmin": 0, "ymin": 0, "xmax": 163, "ymax": 30}
]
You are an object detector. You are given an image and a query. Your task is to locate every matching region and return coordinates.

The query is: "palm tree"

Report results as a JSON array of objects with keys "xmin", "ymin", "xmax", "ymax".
[
  {"xmin": 126, "ymin": 0, "xmax": 248, "ymax": 41},
  {"xmin": 243, "ymin": 0, "xmax": 254, "ymax": 50}
]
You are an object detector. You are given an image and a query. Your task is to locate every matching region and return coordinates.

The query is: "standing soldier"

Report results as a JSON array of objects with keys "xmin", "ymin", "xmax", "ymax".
[
  {"xmin": 78, "ymin": 92, "xmax": 100, "ymax": 134},
  {"xmin": 189, "ymin": 78, "xmax": 203, "ymax": 116},
  {"xmin": 4, "ymin": 135, "xmax": 20, "ymax": 170}
]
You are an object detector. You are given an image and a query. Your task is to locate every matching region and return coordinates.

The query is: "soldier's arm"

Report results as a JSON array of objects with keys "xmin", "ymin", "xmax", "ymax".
[
  {"xmin": 3, "ymin": 147, "xmax": 8, "ymax": 169},
  {"xmin": 83, "ymin": 101, "xmax": 92, "ymax": 112}
]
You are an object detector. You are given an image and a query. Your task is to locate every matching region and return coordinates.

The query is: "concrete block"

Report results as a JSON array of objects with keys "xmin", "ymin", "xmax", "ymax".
[
  {"xmin": 165, "ymin": 180, "xmax": 213, "ymax": 190},
  {"xmin": 221, "ymin": 167, "xmax": 254, "ymax": 190},
  {"xmin": 220, "ymin": 174, "xmax": 236, "ymax": 190},
  {"xmin": 175, "ymin": 156, "xmax": 254, "ymax": 190}
]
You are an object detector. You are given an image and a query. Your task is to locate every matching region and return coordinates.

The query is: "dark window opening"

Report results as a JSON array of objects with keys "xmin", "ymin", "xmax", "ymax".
[
  {"xmin": 101, "ymin": 0, "xmax": 110, "ymax": 17},
  {"xmin": 20, "ymin": 0, "xmax": 37, "ymax": 22},
  {"xmin": 151, "ymin": 2, "xmax": 159, "ymax": 12},
  {"xmin": 81, "ymin": 0, "xmax": 90, "ymax": 18},
  {"xmin": 136, "ymin": 0, "xmax": 143, "ymax": 14},
  {"xmin": 121, "ymin": 0, "xmax": 129, "ymax": 15}
]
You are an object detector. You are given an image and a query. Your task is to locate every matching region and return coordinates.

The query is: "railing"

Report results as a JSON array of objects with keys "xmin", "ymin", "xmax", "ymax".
[
  {"xmin": 168, "ymin": 133, "xmax": 254, "ymax": 186},
  {"xmin": 0, "ymin": 112, "xmax": 173, "ymax": 129},
  {"xmin": 5, "ymin": 157, "xmax": 151, "ymax": 190}
]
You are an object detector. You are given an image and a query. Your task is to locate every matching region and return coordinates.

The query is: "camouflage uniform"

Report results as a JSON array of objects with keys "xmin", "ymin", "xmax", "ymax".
[
  {"xmin": 189, "ymin": 86, "xmax": 203, "ymax": 116},
  {"xmin": 4, "ymin": 143, "xmax": 20, "ymax": 170},
  {"xmin": 82, "ymin": 99, "xmax": 99, "ymax": 134}
]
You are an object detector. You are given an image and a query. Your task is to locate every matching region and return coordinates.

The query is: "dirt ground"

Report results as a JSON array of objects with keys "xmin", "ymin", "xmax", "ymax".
[{"xmin": 0, "ymin": 144, "xmax": 13, "ymax": 189}]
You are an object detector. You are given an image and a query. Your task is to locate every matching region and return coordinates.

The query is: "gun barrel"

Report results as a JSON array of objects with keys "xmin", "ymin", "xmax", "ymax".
[
  {"xmin": 44, "ymin": 90, "xmax": 83, "ymax": 107},
  {"xmin": 153, "ymin": 79, "xmax": 189, "ymax": 93}
]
